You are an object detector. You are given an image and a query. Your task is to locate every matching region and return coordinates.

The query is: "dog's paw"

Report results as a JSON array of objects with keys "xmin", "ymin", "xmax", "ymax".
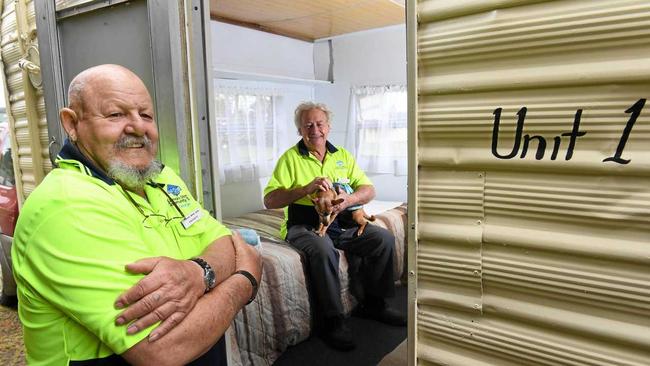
[{"xmin": 357, "ymin": 224, "xmax": 367, "ymax": 236}]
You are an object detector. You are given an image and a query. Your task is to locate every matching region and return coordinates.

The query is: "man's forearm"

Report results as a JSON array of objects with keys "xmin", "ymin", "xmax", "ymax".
[
  {"xmin": 264, "ymin": 187, "xmax": 307, "ymax": 209},
  {"xmin": 348, "ymin": 185, "xmax": 375, "ymax": 207},
  {"xmin": 122, "ymin": 273, "xmax": 251, "ymax": 366}
]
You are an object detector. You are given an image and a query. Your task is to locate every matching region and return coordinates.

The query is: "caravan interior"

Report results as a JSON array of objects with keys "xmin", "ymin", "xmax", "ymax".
[
  {"xmin": 208, "ymin": 1, "xmax": 409, "ymax": 365},
  {"xmin": 210, "ymin": 1, "xmax": 408, "ymax": 217}
]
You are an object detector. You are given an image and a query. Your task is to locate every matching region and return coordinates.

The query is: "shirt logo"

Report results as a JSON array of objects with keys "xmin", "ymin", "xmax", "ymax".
[
  {"xmin": 336, "ymin": 160, "xmax": 344, "ymax": 167},
  {"xmin": 166, "ymin": 184, "xmax": 181, "ymax": 196}
]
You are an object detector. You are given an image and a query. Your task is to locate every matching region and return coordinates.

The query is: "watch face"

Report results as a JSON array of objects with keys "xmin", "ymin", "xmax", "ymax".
[{"xmin": 206, "ymin": 269, "xmax": 216, "ymax": 289}]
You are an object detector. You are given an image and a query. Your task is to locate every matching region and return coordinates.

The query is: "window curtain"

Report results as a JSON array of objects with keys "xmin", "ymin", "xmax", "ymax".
[
  {"xmin": 347, "ymin": 85, "xmax": 407, "ymax": 176},
  {"xmin": 214, "ymin": 84, "xmax": 282, "ymax": 184}
]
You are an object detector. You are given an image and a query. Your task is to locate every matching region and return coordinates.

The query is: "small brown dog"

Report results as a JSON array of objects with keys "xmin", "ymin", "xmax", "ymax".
[{"xmin": 311, "ymin": 188, "xmax": 375, "ymax": 237}]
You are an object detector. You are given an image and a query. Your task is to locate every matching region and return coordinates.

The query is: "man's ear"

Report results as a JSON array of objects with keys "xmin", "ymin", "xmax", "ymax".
[{"xmin": 59, "ymin": 107, "xmax": 79, "ymax": 142}]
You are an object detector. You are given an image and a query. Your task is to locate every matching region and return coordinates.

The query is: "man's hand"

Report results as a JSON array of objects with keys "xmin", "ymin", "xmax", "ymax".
[
  {"xmin": 114, "ymin": 256, "xmax": 205, "ymax": 341},
  {"xmin": 264, "ymin": 176, "xmax": 335, "ymax": 209},
  {"xmin": 305, "ymin": 177, "xmax": 332, "ymax": 196},
  {"xmin": 332, "ymin": 184, "xmax": 375, "ymax": 215},
  {"xmin": 331, "ymin": 188, "xmax": 352, "ymax": 215}
]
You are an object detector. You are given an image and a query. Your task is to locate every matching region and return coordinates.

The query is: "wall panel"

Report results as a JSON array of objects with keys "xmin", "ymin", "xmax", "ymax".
[
  {"xmin": 414, "ymin": 0, "xmax": 650, "ymax": 364},
  {"xmin": 1, "ymin": 0, "xmax": 50, "ymax": 203}
]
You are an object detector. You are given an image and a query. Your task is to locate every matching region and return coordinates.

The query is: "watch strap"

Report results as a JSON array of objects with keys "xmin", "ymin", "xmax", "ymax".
[
  {"xmin": 190, "ymin": 257, "xmax": 216, "ymax": 293},
  {"xmin": 234, "ymin": 270, "xmax": 258, "ymax": 305}
]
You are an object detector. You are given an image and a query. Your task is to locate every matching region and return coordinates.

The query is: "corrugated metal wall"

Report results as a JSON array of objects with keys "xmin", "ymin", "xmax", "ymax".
[
  {"xmin": 1, "ymin": 0, "xmax": 50, "ymax": 204},
  {"xmin": 414, "ymin": 0, "xmax": 650, "ymax": 365}
]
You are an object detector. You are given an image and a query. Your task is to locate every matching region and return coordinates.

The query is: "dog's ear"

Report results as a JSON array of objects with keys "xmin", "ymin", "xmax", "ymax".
[
  {"xmin": 312, "ymin": 197, "xmax": 320, "ymax": 204},
  {"xmin": 332, "ymin": 198, "xmax": 344, "ymax": 205}
]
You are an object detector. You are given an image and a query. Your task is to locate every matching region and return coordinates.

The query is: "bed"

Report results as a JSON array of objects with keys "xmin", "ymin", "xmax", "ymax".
[{"xmin": 223, "ymin": 202, "xmax": 408, "ymax": 366}]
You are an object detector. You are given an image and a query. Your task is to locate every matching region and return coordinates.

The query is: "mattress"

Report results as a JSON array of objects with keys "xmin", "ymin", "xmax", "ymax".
[{"xmin": 223, "ymin": 202, "xmax": 407, "ymax": 366}]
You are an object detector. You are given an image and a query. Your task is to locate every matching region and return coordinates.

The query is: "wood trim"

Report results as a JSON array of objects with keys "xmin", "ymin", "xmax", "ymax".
[{"xmin": 210, "ymin": 13, "xmax": 314, "ymax": 42}]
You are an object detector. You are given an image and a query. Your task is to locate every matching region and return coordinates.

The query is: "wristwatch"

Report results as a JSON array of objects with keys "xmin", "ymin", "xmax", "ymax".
[{"xmin": 190, "ymin": 257, "xmax": 216, "ymax": 293}]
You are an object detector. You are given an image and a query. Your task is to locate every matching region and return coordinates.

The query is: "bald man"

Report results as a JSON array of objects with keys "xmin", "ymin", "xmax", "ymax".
[{"xmin": 12, "ymin": 64, "xmax": 262, "ymax": 365}]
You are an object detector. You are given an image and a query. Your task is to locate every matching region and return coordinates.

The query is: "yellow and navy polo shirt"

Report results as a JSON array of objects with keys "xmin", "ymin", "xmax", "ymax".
[
  {"xmin": 11, "ymin": 140, "xmax": 230, "ymax": 365},
  {"xmin": 264, "ymin": 140, "xmax": 372, "ymax": 239}
]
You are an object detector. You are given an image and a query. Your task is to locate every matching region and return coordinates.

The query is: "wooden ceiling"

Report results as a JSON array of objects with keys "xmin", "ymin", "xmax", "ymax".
[{"xmin": 209, "ymin": 0, "xmax": 406, "ymax": 42}]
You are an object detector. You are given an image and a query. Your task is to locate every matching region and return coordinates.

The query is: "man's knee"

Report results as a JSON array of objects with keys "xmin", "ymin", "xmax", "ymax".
[
  {"xmin": 289, "ymin": 230, "xmax": 338, "ymax": 262},
  {"xmin": 364, "ymin": 225, "xmax": 395, "ymax": 249},
  {"xmin": 308, "ymin": 238, "xmax": 339, "ymax": 263}
]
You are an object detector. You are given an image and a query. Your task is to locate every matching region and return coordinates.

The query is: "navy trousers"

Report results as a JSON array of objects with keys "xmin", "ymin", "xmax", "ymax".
[{"xmin": 286, "ymin": 223, "xmax": 396, "ymax": 321}]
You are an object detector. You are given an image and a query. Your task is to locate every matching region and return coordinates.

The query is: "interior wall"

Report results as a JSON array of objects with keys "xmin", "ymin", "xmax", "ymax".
[
  {"xmin": 314, "ymin": 25, "xmax": 407, "ymax": 202},
  {"xmin": 211, "ymin": 21, "xmax": 314, "ymax": 80}
]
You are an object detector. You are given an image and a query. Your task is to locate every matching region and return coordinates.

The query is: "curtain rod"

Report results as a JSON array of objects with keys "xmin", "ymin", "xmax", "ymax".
[{"xmin": 214, "ymin": 69, "xmax": 333, "ymax": 85}]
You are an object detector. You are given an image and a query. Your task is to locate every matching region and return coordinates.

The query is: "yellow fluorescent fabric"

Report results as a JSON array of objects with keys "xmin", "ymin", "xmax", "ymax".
[
  {"xmin": 264, "ymin": 140, "xmax": 372, "ymax": 238},
  {"xmin": 12, "ymin": 161, "xmax": 230, "ymax": 365}
]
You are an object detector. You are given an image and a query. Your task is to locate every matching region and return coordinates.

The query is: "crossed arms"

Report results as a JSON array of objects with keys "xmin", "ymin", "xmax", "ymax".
[{"xmin": 120, "ymin": 233, "xmax": 261, "ymax": 365}]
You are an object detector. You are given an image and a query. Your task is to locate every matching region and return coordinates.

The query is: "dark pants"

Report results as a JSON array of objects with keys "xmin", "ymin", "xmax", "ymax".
[
  {"xmin": 286, "ymin": 224, "xmax": 396, "ymax": 321},
  {"xmin": 69, "ymin": 336, "xmax": 226, "ymax": 366}
]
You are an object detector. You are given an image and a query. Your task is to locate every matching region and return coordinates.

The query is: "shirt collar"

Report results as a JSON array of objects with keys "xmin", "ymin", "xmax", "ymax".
[
  {"xmin": 297, "ymin": 139, "xmax": 338, "ymax": 156},
  {"xmin": 57, "ymin": 139, "xmax": 116, "ymax": 185},
  {"xmin": 57, "ymin": 139, "xmax": 166, "ymax": 187}
]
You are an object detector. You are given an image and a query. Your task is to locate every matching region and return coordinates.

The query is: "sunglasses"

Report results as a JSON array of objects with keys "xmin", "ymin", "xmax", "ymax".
[{"xmin": 121, "ymin": 182, "xmax": 186, "ymax": 229}]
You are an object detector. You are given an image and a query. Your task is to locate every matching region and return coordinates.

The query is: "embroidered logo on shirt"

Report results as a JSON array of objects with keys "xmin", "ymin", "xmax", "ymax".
[
  {"xmin": 336, "ymin": 160, "xmax": 344, "ymax": 167},
  {"xmin": 173, "ymin": 195, "xmax": 193, "ymax": 209},
  {"xmin": 167, "ymin": 184, "xmax": 181, "ymax": 196}
]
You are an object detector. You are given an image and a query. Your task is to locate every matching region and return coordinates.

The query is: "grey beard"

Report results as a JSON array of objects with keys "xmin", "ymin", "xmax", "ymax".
[{"xmin": 107, "ymin": 159, "xmax": 163, "ymax": 191}]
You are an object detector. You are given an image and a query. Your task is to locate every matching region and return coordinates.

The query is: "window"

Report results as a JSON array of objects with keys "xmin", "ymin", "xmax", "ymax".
[
  {"xmin": 214, "ymin": 86, "xmax": 278, "ymax": 183},
  {"xmin": 213, "ymin": 80, "xmax": 313, "ymax": 184},
  {"xmin": 348, "ymin": 85, "xmax": 407, "ymax": 176}
]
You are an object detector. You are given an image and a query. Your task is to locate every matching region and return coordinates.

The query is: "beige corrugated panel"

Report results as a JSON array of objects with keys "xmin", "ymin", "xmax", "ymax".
[
  {"xmin": 415, "ymin": 0, "xmax": 650, "ymax": 365},
  {"xmin": 1, "ymin": 0, "xmax": 51, "ymax": 204}
]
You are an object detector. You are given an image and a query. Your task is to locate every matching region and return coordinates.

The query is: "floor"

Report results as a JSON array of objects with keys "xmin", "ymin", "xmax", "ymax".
[
  {"xmin": 0, "ymin": 271, "xmax": 25, "ymax": 366},
  {"xmin": 273, "ymin": 285, "xmax": 408, "ymax": 366}
]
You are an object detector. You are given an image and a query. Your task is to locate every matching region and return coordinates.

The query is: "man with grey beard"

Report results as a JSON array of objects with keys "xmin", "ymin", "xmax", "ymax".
[
  {"xmin": 11, "ymin": 64, "xmax": 262, "ymax": 366},
  {"xmin": 107, "ymin": 135, "xmax": 163, "ymax": 190}
]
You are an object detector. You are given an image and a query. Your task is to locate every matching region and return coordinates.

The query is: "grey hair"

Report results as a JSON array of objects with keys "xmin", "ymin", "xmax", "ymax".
[
  {"xmin": 106, "ymin": 134, "xmax": 161, "ymax": 190},
  {"xmin": 107, "ymin": 159, "xmax": 163, "ymax": 191},
  {"xmin": 294, "ymin": 102, "xmax": 333, "ymax": 130},
  {"xmin": 67, "ymin": 77, "xmax": 86, "ymax": 118},
  {"xmin": 66, "ymin": 64, "xmax": 137, "ymax": 120}
]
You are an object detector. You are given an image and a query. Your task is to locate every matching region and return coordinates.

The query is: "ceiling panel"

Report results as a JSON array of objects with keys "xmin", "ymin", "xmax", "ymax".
[{"xmin": 210, "ymin": 0, "xmax": 405, "ymax": 42}]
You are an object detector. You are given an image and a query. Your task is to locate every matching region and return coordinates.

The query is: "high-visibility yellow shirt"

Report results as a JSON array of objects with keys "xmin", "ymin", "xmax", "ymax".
[
  {"xmin": 264, "ymin": 140, "xmax": 372, "ymax": 239},
  {"xmin": 12, "ymin": 142, "xmax": 230, "ymax": 365}
]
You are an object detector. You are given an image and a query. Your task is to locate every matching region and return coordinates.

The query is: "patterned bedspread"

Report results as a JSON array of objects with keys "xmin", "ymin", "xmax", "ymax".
[{"xmin": 223, "ymin": 203, "xmax": 408, "ymax": 366}]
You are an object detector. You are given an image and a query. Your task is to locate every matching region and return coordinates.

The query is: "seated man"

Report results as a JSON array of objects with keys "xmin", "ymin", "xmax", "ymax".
[
  {"xmin": 11, "ymin": 64, "xmax": 262, "ymax": 365},
  {"xmin": 263, "ymin": 102, "xmax": 405, "ymax": 351}
]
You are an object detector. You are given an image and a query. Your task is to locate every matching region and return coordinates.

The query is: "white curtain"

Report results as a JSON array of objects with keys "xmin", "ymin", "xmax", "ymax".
[
  {"xmin": 214, "ymin": 84, "xmax": 281, "ymax": 184},
  {"xmin": 347, "ymin": 85, "xmax": 407, "ymax": 176}
]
